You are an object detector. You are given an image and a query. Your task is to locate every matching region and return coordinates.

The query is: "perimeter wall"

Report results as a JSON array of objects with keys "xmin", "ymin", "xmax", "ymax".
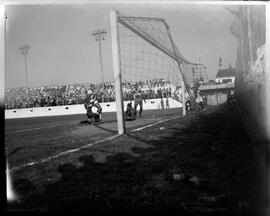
[
  {"xmin": 230, "ymin": 5, "xmax": 266, "ymax": 133},
  {"xmin": 5, "ymin": 98, "xmax": 182, "ymax": 119},
  {"xmin": 228, "ymin": 4, "xmax": 269, "ymax": 211}
]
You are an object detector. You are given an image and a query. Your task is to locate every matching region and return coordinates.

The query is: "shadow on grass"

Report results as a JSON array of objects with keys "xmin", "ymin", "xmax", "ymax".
[
  {"xmin": 8, "ymin": 104, "xmax": 264, "ymax": 213},
  {"xmin": 92, "ymin": 123, "xmax": 118, "ymax": 134}
]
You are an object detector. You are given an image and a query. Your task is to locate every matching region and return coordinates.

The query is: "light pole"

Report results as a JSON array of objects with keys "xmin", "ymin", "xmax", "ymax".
[
  {"xmin": 20, "ymin": 44, "xmax": 30, "ymax": 90},
  {"xmin": 92, "ymin": 29, "xmax": 107, "ymax": 83}
]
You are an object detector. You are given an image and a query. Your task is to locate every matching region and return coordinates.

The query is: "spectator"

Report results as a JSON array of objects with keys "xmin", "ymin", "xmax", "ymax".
[{"xmin": 5, "ymin": 79, "xmax": 183, "ymax": 109}]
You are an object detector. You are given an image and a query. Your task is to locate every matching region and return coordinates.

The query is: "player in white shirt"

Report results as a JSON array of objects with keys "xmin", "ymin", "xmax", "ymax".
[{"xmin": 81, "ymin": 90, "xmax": 102, "ymax": 123}]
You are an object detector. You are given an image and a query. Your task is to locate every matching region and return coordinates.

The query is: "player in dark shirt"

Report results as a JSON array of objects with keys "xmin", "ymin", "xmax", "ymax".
[
  {"xmin": 125, "ymin": 102, "xmax": 136, "ymax": 121},
  {"xmin": 185, "ymin": 97, "xmax": 191, "ymax": 111},
  {"xmin": 134, "ymin": 89, "xmax": 146, "ymax": 117}
]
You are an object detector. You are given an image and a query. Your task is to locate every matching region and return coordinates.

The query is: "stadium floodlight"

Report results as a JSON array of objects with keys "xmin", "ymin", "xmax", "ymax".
[
  {"xmin": 19, "ymin": 44, "xmax": 31, "ymax": 90},
  {"xmin": 91, "ymin": 29, "xmax": 107, "ymax": 83}
]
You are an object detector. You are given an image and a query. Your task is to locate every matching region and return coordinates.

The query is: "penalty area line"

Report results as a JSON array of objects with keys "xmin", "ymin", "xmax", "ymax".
[{"xmin": 9, "ymin": 134, "xmax": 120, "ymax": 172}]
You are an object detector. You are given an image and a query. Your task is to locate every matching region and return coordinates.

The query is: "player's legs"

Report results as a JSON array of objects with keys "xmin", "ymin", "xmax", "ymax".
[
  {"xmin": 125, "ymin": 115, "xmax": 136, "ymax": 121},
  {"xmin": 94, "ymin": 103, "xmax": 102, "ymax": 114},
  {"xmin": 139, "ymin": 101, "xmax": 143, "ymax": 116},
  {"xmin": 199, "ymin": 101, "xmax": 204, "ymax": 109},
  {"xmin": 80, "ymin": 110, "xmax": 92, "ymax": 124},
  {"xmin": 94, "ymin": 114, "xmax": 101, "ymax": 122},
  {"xmin": 93, "ymin": 103, "xmax": 102, "ymax": 121},
  {"xmin": 86, "ymin": 111, "xmax": 93, "ymax": 122},
  {"xmin": 166, "ymin": 100, "xmax": 170, "ymax": 109},
  {"xmin": 87, "ymin": 110, "xmax": 93, "ymax": 119},
  {"xmin": 87, "ymin": 110, "xmax": 101, "ymax": 122},
  {"xmin": 134, "ymin": 102, "xmax": 138, "ymax": 116}
]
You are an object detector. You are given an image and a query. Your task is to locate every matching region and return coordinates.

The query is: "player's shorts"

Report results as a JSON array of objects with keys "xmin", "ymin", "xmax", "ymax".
[
  {"xmin": 134, "ymin": 100, "xmax": 143, "ymax": 107},
  {"xmin": 87, "ymin": 110, "xmax": 100, "ymax": 121}
]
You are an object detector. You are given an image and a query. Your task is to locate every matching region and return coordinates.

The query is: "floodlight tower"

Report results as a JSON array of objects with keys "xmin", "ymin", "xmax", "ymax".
[
  {"xmin": 92, "ymin": 29, "xmax": 107, "ymax": 83},
  {"xmin": 20, "ymin": 44, "xmax": 31, "ymax": 90}
]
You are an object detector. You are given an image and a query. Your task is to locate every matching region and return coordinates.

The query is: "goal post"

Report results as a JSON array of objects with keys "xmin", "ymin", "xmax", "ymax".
[
  {"xmin": 110, "ymin": 10, "xmax": 206, "ymax": 134},
  {"xmin": 110, "ymin": 10, "xmax": 126, "ymax": 135}
]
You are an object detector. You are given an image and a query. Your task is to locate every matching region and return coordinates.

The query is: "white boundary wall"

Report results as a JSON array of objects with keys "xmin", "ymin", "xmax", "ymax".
[{"xmin": 5, "ymin": 98, "xmax": 182, "ymax": 119}]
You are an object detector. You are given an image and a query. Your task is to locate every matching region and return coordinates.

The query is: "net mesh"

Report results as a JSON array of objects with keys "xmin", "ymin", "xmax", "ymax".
[{"xmin": 117, "ymin": 13, "xmax": 207, "ymax": 100}]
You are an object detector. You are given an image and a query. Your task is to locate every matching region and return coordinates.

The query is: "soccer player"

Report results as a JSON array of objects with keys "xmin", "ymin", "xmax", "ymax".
[
  {"xmin": 165, "ymin": 95, "xmax": 170, "ymax": 109},
  {"xmin": 196, "ymin": 92, "xmax": 204, "ymax": 109},
  {"xmin": 83, "ymin": 90, "xmax": 102, "ymax": 123},
  {"xmin": 134, "ymin": 89, "xmax": 146, "ymax": 117},
  {"xmin": 124, "ymin": 102, "xmax": 136, "ymax": 121},
  {"xmin": 185, "ymin": 96, "xmax": 191, "ymax": 111},
  {"xmin": 160, "ymin": 97, "xmax": 164, "ymax": 110}
]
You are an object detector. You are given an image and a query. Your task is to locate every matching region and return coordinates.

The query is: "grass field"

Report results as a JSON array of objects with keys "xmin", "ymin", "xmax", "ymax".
[
  {"xmin": 6, "ymin": 105, "xmax": 262, "ymax": 213},
  {"xmin": 6, "ymin": 108, "xmax": 180, "ymax": 169}
]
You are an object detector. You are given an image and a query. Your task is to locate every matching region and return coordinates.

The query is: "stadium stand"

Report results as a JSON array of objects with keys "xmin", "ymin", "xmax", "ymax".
[{"xmin": 5, "ymin": 79, "xmax": 181, "ymax": 109}]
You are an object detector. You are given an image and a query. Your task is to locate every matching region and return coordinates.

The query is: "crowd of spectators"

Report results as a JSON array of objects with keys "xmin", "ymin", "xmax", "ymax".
[
  {"xmin": 122, "ymin": 79, "xmax": 175, "ymax": 101},
  {"xmin": 5, "ymin": 79, "xmax": 182, "ymax": 109}
]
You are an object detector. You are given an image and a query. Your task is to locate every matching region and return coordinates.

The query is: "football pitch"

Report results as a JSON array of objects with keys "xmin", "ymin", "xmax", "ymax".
[
  {"xmin": 6, "ymin": 108, "xmax": 181, "ymax": 170},
  {"xmin": 6, "ymin": 105, "xmax": 261, "ymax": 212}
]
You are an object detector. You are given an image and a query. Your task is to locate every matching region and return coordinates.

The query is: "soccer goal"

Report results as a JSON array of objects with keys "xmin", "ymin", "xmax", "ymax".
[{"xmin": 110, "ymin": 10, "xmax": 206, "ymax": 134}]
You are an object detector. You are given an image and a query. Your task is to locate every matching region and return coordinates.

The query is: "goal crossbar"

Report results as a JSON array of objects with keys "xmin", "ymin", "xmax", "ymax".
[
  {"xmin": 118, "ymin": 16, "xmax": 197, "ymax": 66},
  {"xmin": 111, "ymin": 10, "xmax": 207, "ymax": 134},
  {"xmin": 117, "ymin": 13, "xmax": 206, "ymax": 93}
]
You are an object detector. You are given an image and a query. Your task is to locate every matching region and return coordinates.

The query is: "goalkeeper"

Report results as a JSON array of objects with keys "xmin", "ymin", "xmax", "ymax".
[
  {"xmin": 124, "ymin": 102, "xmax": 136, "ymax": 121},
  {"xmin": 83, "ymin": 90, "xmax": 102, "ymax": 123}
]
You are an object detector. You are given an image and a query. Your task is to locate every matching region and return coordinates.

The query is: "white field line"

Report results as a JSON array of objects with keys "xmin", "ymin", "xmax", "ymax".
[
  {"xmin": 9, "ymin": 134, "xmax": 120, "ymax": 172},
  {"xmin": 131, "ymin": 115, "xmax": 180, "ymax": 132},
  {"xmin": 9, "ymin": 115, "xmax": 180, "ymax": 172}
]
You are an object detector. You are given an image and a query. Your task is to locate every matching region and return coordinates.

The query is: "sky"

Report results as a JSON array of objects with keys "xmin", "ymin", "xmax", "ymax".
[{"xmin": 5, "ymin": 3, "xmax": 238, "ymax": 89}]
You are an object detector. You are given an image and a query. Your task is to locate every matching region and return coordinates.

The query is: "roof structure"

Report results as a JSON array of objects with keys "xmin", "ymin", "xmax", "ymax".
[{"xmin": 216, "ymin": 68, "xmax": 236, "ymax": 78}]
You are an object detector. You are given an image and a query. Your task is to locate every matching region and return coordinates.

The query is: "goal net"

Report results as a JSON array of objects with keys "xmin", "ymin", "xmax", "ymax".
[{"xmin": 110, "ymin": 11, "xmax": 206, "ymax": 134}]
